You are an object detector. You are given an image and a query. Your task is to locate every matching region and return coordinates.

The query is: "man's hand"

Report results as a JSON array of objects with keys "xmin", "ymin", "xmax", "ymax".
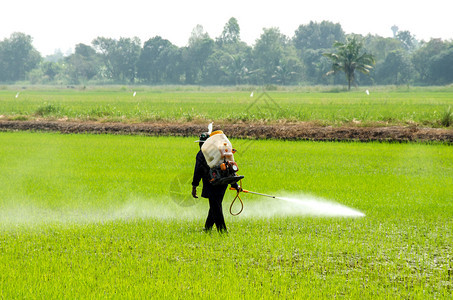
[
  {"xmin": 235, "ymin": 185, "xmax": 243, "ymax": 192},
  {"xmin": 192, "ymin": 186, "xmax": 198, "ymax": 198}
]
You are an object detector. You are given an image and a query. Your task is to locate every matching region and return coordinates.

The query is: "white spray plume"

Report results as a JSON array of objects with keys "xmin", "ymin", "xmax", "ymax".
[
  {"xmin": 0, "ymin": 194, "xmax": 364, "ymax": 229},
  {"xmin": 239, "ymin": 193, "xmax": 365, "ymax": 218},
  {"xmin": 0, "ymin": 198, "xmax": 205, "ymax": 228}
]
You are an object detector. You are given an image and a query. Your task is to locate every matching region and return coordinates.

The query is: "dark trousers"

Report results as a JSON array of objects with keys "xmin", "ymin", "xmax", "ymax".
[{"xmin": 205, "ymin": 194, "xmax": 227, "ymax": 232}]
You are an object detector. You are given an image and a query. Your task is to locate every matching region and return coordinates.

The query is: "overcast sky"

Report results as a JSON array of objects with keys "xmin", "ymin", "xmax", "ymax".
[{"xmin": 1, "ymin": 0, "xmax": 451, "ymax": 56}]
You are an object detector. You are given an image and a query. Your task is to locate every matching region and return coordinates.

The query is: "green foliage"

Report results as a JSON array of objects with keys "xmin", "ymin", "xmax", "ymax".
[
  {"xmin": 137, "ymin": 37, "xmax": 180, "ymax": 84},
  {"xmin": 0, "ymin": 88, "xmax": 453, "ymax": 126},
  {"xmin": 27, "ymin": 61, "xmax": 63, "ymax": 84},
  {"xmin": 396, "ymin": 30, "xmax": 418, "ymax": 52},
  {"xmin": 217, "ymin": 17, "xmax": 241, "ymax": 45},
  {"xmin": 0, "ymin": 133, "xmax": 452, "ymax": 298},
  {"xmin": 34, "ymin": 102, "xmax": 62, "ymax": 117},
  {"xmin": 3, "ymin": 20, "xmax": 453, "ymax": 86},
  {"xmin": 429, "ymin": 46, "xmax": 453, "ymax": 85},
  {"xmin": 64, "ymin": 43, "xmax": 100, "ymax": 84},
  {"xmin": 293, "ymin": 20, "xmax": 345, "ymax": 51},
  {"xmin": 377, "ymin": 49, "xmax": 414, "ymax": 85},
  {"xmin": 183, "ymin": 25, "xmax": 215, "ymax": 84},
  {"xmin": 253, "ymin": 28, "xmax": 289, "ymax": 84},
  {"xmin": 364, "ymin": 35, "xmax": 403, "ymax": 62},
  {"xmin": 0, "ymin": 32, "xmax": 41, "ymax": 81},
  {"xmin": 324, "ymin": 36, "xmax": 375, "ymax": 90},
  {"xmin": 441, "ymin": 106, "xmax": 452, "ymax": 127},
  {"xmin": 411, "ymin": 39, "xmax": 448, "ymax": 84},
  {"xmin": 92, "ymin": 37, "xmax": 141, "ymax": 83}
]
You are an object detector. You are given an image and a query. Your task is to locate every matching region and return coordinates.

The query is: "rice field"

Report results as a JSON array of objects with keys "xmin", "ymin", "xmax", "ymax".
[
  {"xmin": 1, "ymin": 131, "xmax": 452, "ymax": 298},
  {"xmin": 0, "ymin": 86, "xmax": 452, "ymax": 126}
]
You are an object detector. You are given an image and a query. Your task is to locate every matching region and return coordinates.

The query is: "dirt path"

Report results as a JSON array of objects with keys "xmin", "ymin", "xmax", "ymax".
[{"xmin": 1, "ymin": 120, "xmax": 452, "ymax": 143}]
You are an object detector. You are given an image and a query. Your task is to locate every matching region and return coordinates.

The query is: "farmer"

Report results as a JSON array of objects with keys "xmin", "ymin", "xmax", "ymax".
[{"xmin": 192, "ymin": 132, "xmax": 240, "ymax": 233}]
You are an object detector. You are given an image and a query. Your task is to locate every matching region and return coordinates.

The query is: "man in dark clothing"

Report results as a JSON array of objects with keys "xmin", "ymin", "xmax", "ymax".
[{"xmin": 192, "ymin": 132, "xmax": 239, "ymax": 233}]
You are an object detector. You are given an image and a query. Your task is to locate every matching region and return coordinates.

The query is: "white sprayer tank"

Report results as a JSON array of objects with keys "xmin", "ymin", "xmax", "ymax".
[{"xmin": 201, "ymin": 130, "xmax": 235, "ymax": 168}]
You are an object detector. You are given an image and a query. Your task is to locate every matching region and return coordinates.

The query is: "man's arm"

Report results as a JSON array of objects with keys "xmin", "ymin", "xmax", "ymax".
[{"xmin": 192, "ymin": 152, "xmax": 204, "ymax": 198}]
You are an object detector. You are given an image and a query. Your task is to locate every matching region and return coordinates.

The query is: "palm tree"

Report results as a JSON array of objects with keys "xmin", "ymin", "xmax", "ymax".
[{"xmin": 323, "ymin": 36, "xmax": 375, "ymax": 90}]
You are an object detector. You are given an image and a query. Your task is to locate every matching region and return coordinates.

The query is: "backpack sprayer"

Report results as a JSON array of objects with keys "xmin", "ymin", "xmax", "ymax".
[
  {"xmin": 201, "ymin": 128, "xmax": 244, "ymax": 186},
  {"xmin": 200, "ymin": 124, "xmax": 276, "ymax": 215}
]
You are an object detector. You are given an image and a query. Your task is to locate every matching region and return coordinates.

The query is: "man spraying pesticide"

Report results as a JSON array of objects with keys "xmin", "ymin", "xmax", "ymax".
[
  {"xmin": 192, "ymin": 123, "xmax": 278, "ymax": 232},
  {"xmin": 192, "ymin": 124, "xmax": 244, "ymax": 233}
]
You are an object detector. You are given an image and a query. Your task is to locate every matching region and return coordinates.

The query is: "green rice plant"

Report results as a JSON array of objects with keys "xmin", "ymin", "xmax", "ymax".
[
  {"xmin": 0, "ymin": 132, "xmax": 452, "ymax": 298},
  {"xmin": 87, "ymin": 105, "xmax": 114, "ymax": 117},
  {"xmin": 440, "ymin": 105, "xmax": 452, "ymax": 127},
  {"xmin": 34, "ymin": 102, "xmax": 62, "ymax": 116},
  {"xmin": 0, "ymin": 87, "xmax": 452, "ymax": 126}
]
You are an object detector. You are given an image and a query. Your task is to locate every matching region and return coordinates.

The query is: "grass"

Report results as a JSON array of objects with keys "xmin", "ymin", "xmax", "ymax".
[
  {"xmin": 1, "ymin": 86, "xmax": 453, "ymax": 127},
  {"xmin": 0, "ymin": 131, "xmax": 452, "ymax": 298},
  {"xmin": 441, "ymin": 106, "xmax": 452, "ymax": 127}
]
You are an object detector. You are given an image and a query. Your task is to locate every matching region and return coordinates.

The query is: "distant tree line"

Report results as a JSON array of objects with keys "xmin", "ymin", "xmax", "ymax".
[{"xmin": 1, "ymin": 19, "xmax": 453, "ymax": 86}]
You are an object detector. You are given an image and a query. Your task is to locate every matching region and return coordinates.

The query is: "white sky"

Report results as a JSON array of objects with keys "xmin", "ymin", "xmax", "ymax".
[{"xmin": 0, "ymin": 0, "xmax": 451, "ymax": 56}]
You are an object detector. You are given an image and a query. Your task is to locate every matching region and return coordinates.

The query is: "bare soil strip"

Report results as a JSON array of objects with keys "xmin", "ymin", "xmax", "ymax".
[{"xmin": 1, "ymin": 120, "xmax": 452, "ymax": 143}]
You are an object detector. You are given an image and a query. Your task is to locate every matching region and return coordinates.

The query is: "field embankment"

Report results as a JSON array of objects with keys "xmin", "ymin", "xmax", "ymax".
[{"xmin": 0, "ymin": 120, "xmax": 452, "ymax": 142}]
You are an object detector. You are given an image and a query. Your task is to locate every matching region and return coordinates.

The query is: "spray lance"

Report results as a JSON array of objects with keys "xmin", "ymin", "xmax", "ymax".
[{"xmin": 229, "ymin": 180, "xmax": 276, "ymax": 216}]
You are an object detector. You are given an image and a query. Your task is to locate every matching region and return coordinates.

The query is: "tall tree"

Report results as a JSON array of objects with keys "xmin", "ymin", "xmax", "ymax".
[
  {"xmin": 27, "ymin": 60, "xmax": 62, "ymax": 84},
  {"xmin": 377, "ymin": 49, "xmax": 413, "ymax": 85},
  {"xmin": 293, "ymin": 21, "xmax": 345, "ymax": 84},
  {"xmin": 188, "ymin": 25, "xmax": 210, "ymax": 46},
  {"xmin": 212, "ymin": 18, "xmax": 252, "ymax": 84},
  {"xmin": 364, "ymin": 35, "xmax": 403, "ymax": 62},
  {"xmin": 323, "ymin": 36, "xmax": 375, "ymax": 90},
  {"xmin": 293, "ymin": 21, "xmax": 345, "ymax": 51},
  {"xmin": 92, "ymin": 37, "xmax": 141, "ymax": 82},
  {"xmin": 217, "ymin": 17, "xmax": 240, "ymax": 46},
  {"xmin": 41, "ymin": 61, "xmax": 61, "ymax": 81},
  {"xmin": 428, "ymin": 45, "xmax": 453, "ymax": 85},
  {"xmin": 0, "ymin": 32, "xmax": 41, "ymax": 81},
  {"xmin": 412, "ymin": 38, "xmax": 448, "ymax": 84},
  {"xmin": 396, "ymin": 30, "xmax": 418, "ymax": 52},
  {"xmin": 65, "ymin": 43, "xmax": 100, "ymax": 83},
  {"xmin": 253, "ymin": 27, "xmax": 288, "ymax": 84},
  {"xmin": 183, "ymin": 25, "xmax": 214, "ymax": 84},
  {"xmin": 203, "ymin": 50, "xmax": 230, "ymax": 84},
  {"xmin": 301, "ymin": 48, "xmax": 335, "ymax": 84},
  {"xmin": 137, "ymin": 36, "xmax": 180, "ymax": 84},
  {"xmin": 224, "ymin": 52, "xmax": 252, "ymax": 85}
]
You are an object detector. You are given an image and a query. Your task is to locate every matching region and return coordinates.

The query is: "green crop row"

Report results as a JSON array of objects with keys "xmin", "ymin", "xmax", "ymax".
[
  {"xmin": 0, "ymin": 87, "xmax": 453, "ymax": 127},
  {"xmin": 0, "ymin": 132, "xmax": 452, "ymax": 298}
]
